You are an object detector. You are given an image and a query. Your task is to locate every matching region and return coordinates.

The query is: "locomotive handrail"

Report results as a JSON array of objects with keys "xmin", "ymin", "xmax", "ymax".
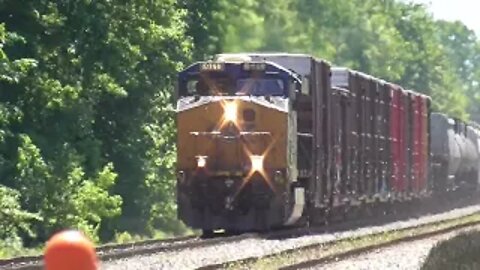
[
  {"xmin": 189, "ymin": 131, "xmax": 271, "ymax": 138},
  {"xmin": 298, "ymin": 132, "xmax": 313, "ymax": 138}
]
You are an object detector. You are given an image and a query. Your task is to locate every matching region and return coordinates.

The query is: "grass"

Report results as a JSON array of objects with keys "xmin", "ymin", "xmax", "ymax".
[
  {"xmin": 0, "ymin": 241, "xmax": 42, "ymax": 259},
  {"xmin": 421, "ymin": 230, "xmax": 480, "ymax": 270},
  {"xmin": 224, "ymin": 213, "xmax": 480, "ymax": 270}
]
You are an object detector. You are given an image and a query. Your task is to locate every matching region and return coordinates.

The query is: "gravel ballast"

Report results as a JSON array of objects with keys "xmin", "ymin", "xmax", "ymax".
[
  {"xmin": 309, "ymin": 225, "xmax": 480, "ymax": 270},
  {"xmin": 102, "ymin": 205, "xmax": 480, "ymax": 270}
]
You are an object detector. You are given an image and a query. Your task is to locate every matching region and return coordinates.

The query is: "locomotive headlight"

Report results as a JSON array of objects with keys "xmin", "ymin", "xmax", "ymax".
[
  {"xmin": 250, "ymin": 155, "xmax": 264, "ymax": 172},
  {"xmin": 177, "ymin": 170, "xmax": 186, "ymax": 183},
  {"xmin": 196, "ymin": 156, "xmax": 207, "ymax": 168},
  {"xmin": 224, "ymin": 102, "xmax": 238, "ymax": 122},
  {"xmin": 274, "ymin": 170, "xmax": 283, "ymax": 183}
]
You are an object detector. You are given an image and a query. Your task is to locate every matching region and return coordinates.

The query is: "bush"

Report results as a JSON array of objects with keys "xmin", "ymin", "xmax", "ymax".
[
  {"xmin": 422, "ymin": 230, "xmax": 480, "ymax": 270},
  {"xmin": 15, "ymin": 135, "xmax": 122, "ymax": 243},
  {"xmin": 113, "ymin": 231, "xmax": 146, "ymax": 244},
  {"xmin": 0, "ymin": 185, "xmax": 40, "ymax": 257}
]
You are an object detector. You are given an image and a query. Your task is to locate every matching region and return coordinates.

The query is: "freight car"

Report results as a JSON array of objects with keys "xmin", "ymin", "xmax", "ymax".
[
  {"xmin": 175, "ymin": 53, "xmax": 480, "ymax": 234},
  {"xmin": 430, "ymin": 113, "xmax": 480, "ymax": 191}
]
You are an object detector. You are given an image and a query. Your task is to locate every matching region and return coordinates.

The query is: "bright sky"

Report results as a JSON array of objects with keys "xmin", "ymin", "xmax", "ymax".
[{"xmin": 404, "ymin": 0, "xmax": 480, "ymax": 35}]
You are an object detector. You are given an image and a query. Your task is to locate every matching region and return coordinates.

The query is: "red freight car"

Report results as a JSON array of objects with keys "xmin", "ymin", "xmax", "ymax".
[
  {"xmin": 390, "ymin": 84, "xmax": 406, "ymax": 196},
  {"xmin": 406, "ymin": 91, "xmax": 430, "ymax": 195},
  {"xmin": 332, "ymin": 69, "xmax": 431, "ymax": 203}
]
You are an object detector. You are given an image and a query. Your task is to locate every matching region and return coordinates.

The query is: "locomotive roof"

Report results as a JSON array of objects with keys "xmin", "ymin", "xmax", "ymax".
[
  {"xmin": 179, "ymin": 60, "xmax": 301, "ymax": 85},
  {"xmin": 215, "ymin": 53, "xmax": 329, "ymax": 77},
  {"xmin": 216, "ymin": 52, "xmax": 314, "ymax": 58}
]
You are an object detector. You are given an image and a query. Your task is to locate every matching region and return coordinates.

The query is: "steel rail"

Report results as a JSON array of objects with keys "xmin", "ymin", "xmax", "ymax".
[
  {"xmin": 0, "ymin": 235, "xmax": 192, "ymax": 270},
  {"xmin": 199, "ymin": 215, "xmax": 480, "ymax": 270},
  {"xmin": 279, "ymin": 219, "xmax": 480, "ymax": 270},
  {"xmin": 2, "ymin": 189, "xmax": 480, "ymax": 269},
  {"xmin": 0, "ymin": 234, "xmax": 253, "ymax": 270}
]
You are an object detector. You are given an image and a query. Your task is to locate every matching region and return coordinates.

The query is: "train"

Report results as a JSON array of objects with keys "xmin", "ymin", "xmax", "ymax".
[{"xmin": 175, "ymin": 53, "xmax": 480, "ymax": 235}]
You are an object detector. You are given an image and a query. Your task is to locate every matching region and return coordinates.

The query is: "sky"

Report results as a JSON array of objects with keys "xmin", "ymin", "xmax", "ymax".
[{"xmin": 404, "ymin": 0, "xmax": 480, "ymax": 35}]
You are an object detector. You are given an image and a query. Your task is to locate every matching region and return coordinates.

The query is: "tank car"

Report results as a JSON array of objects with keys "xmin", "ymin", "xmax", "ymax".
[
  {"xmin": 430, "ymin": 113, "xmax": 480, "ymax": 191},
  {"xmin": 466, "ymin": 125, "xmax": 480, "ymax": 188}
]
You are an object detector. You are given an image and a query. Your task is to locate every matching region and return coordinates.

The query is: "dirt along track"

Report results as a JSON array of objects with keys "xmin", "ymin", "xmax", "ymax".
[
  {"xmin": 303, "ymin": 224, "xmax": 480, "ymax": 270},
  {"xmin": 3, "ymin": 190, "xmax": 480, "ymax": 270}
]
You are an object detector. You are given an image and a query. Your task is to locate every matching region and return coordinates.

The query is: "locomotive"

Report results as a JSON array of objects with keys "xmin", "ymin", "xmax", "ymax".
[{"xmin": 175, "ymin": 53, "xmax": 480, "ymax": 234}]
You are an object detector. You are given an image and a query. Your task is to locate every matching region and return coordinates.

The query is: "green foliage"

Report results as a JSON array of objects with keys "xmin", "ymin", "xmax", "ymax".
[
  {"xmin": 14, "ymin": 135, "xmax": 122, "ymax": 242},
  {"xmin": 421, "ymin": 230, "xmax": 480, "ymax": 270},
  {"xmin": 435, "ymin": 20, "xmax": 480, "ymax": 121},
  {"xmin": 113, "ymin": 231, "xmax": 142, "ymax": 244},
  {"xmin": 180, "ymin": 0, "xmax": 222, "ymax": 58},
  {"xmin": 0, "ymin": 0, "xmax": 192, "ymax": 245},
  {"xmin": 0, "ymin": 185, "xmax": 40, "ymax": 254},
  {"xmin": 215, "ymin": 0, "xmax": 264, "ymax": 52},
  {"xmin": 212, "ymin": 0, "xmax": 476, "ymax": 119},
  {"xmin": 0, "ymin": 24, "xmax": 37, "ymax": 84},
  {"xmin": 1, "ymin": 0, "xmax": 480, "ymax": 255}
]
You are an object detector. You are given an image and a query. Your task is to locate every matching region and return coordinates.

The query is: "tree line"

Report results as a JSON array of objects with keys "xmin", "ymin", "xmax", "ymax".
[{"xmin": 0, "ymin": 0, "xmax": 479, "ymax": 254}]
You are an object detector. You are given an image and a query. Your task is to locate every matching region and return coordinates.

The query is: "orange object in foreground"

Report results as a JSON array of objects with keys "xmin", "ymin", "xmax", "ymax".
[{"xmin": 44, "ymin": 230, "xmax": 98, "ymax": 270}]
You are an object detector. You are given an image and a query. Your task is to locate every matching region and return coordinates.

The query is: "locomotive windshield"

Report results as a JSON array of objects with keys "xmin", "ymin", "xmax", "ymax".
[
  {"xmin": 236, "ymin": 78, "xmax": 284, "ymax": 96},
  {"xmin": 178, "ymin": 61, "xmax": 297, "ymax": 98},
  {"xmin": 185, "ymin": 75, "xmax": 285, "ymax": 96}
]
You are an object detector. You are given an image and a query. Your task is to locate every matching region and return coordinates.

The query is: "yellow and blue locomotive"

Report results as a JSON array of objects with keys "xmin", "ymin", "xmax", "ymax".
[{"xmin": 176, "ymin": 54, "xmax": 308, "ymax": 233}]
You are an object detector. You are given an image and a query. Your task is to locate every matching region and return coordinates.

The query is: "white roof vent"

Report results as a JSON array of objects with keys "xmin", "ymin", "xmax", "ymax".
[{"xmin": 215, "ymin": 54, "xmax": 252, "ymax": 63}]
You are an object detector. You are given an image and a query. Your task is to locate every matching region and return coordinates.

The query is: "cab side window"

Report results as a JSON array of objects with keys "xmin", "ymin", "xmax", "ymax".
[{"xmin": 186, "ymin": 79, "xmax": 208, "ymax": 96}]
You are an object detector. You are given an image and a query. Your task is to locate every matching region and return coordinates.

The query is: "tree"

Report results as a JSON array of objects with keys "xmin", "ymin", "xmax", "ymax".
[
  {"xmin": 0, "ymin": 23, "xmax": 40, "ymax": 252},
  {"xmin": 435, "ymin": 20, "xmax": 480, "ymax": 122},
  {"xmin": 0, "ymin": 185, "xmax": 39, "ymax": 256},
  {"xmin": 0, "ymin": 0, "xmax": 193, "ymax": 242}
]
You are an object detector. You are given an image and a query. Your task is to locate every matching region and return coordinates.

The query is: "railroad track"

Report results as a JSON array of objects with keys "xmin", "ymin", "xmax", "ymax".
[
  {"xmin": 199, "ymin": 212, "xmax": 480, "ymax": 269},
  {"xmin": 195, "ymin": 192, "xmax": 480, "ymax": 269},
  {"xmin": 280, "ymin": 219, "xmax": 480, "ymax": 270},
  {"xmin": 0, "ymin": 233, "xmax": 252, "ymax": 270},
  {"xmin": 2, "ymin": 190, "xmax": 480, "ymax": 270},
  {"xmin": 0, "ymin": 235, "xmax": 193, "ymax": 270},
  {"xmin": 0, "ymin": 226, "xmax": 320, "ymax": 270}
]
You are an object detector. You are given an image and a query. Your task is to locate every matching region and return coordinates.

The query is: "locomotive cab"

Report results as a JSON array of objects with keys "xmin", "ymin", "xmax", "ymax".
[{"xmin": 175, "ymin": 55, "xmax": 302, "ymax": 232}]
